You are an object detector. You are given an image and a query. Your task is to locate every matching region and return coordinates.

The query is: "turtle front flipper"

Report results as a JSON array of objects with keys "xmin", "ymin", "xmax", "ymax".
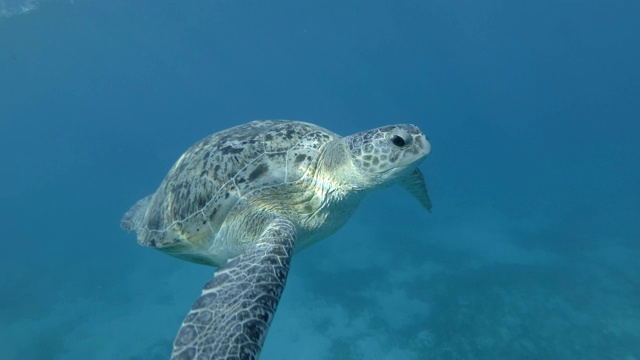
[
  {"xmin": 171, "ymin": 218, "xmax": 296, "ymax": 360},
  {"xmin": 399, "ymin": 168, "xmax": 432, "ymax": 212}
]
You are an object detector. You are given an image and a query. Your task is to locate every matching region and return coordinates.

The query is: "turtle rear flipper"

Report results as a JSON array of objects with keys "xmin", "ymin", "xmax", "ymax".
[{"xmin": 171, "ymin": 218, "xmax": 296, "ymax": 360}]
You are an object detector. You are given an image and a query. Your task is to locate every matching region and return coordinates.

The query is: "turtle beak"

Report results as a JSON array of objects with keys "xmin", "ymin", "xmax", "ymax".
[{"xmin": 399, "ymin": 168, "xmax": 432, "ymax": 212}]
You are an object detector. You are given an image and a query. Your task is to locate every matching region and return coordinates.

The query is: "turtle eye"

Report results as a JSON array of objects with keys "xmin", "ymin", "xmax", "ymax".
[{"xmin": 391, "ymin": 135, "xmax": 406, "ymax": 147}]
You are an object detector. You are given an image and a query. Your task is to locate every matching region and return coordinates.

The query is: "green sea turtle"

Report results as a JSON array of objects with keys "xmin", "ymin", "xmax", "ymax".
[{"xmin": 121, "ymin": 120, "xmax": 432, "ymax": 359}]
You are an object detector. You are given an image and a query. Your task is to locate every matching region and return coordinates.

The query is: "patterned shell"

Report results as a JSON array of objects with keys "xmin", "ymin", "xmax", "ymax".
[{"xmin": 133, "ymin": 120, "xmax": 339, "ymax": 252}]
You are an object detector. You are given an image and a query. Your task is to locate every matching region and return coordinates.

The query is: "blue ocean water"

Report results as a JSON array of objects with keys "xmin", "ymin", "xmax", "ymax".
[{"xmin": 1, "ymin": 0, "xmax": 639, "ymax": 359}]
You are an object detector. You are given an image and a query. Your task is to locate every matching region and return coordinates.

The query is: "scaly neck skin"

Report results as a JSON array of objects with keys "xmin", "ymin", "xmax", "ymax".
[
  {"xmin": 317, "ymin": 139, "xmax": 368, "ymax": 194},
  {"xmin": 292, "ymin": 139, "xmax": 366, "ymax": 252}
]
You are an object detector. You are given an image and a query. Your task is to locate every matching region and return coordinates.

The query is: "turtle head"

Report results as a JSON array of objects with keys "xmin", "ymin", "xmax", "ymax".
[{"xmin": 345, "ymin": 124, "xmax": 432, "ymax": 210}]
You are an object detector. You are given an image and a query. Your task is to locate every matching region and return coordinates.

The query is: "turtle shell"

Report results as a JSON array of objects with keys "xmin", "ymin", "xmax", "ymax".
[{"xmin": 123, "ymin": 120, "xmax": 339, "ymax": 264}]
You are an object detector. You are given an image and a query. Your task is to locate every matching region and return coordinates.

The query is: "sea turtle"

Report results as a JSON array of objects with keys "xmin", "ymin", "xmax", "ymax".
[{"xmin": 121, "ymin": 120, "xmax": 432, "ymax": 359}]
